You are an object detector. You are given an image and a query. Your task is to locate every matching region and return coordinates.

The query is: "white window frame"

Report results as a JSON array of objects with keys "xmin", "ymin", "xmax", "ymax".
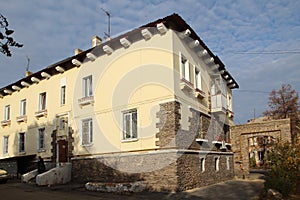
[
  {"xmin": 38, "ymin": 92, "xmax": 46, "ymax": 111},
  {"xmin": 180, "ymin": 53, "xmax": 190, "ymax": 82},
  {"xmin": 81, "ymin": 118, "xmax": 93, "ymax": 146},
  {"xmin": 226, "ymin": 156, "xmax": 230, "ymax": 170},
  {"xmin": 4, "ymin": 105, "xmax": 10, "ymax": 120},
  {"xmin": 20, "ymin": 99, "xmax": 26, "ymax": 116},
  {"xmin": 83, "ymin": 75, "xmax": 93, "ymax": 97},
  {"xmin": 60, "ymin": 85, "xmax": 66, "ymax": 105},
  {"xmin": 38, "ymin": 128, "xmax": 46, "ymax": 151},
  {"xmin": 195, "ymin": 66, "xmax": 202, "ymax": 90},
  {"xmin": 200, "ymin": 157, "xmax": 206, "ymax": 172},
  {"xmin": 3, "ymin": 136, "xmax": 9, "ymax": 155},
  {"xmin": 215, "ymin": 156, "xmax": 220, "ymax": 172},
  {"xmin": 18, "ymin": 132, "xmax": 25, "ymax": 153},
  {"xmin": 122, "ymin": 109, "xmax": 138, "ymax": 140}
]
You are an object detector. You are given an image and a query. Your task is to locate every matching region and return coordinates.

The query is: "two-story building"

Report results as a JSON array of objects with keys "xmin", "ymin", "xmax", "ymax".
[{"xmin": 0, "ymin": 14, "xmax": 238, "ymax": 191}]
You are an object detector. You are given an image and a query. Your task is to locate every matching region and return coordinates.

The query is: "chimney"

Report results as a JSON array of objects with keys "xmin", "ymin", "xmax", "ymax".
[
  {"xmin": 74, "ymin": 48, "xmax": 83, "ymax": 55},
  {"xmin": 92, "ymin": 35, "xmax": 102, "ymax": 47},
  {"xmin": 25, "ymin": 70, "xmax": 32, "ymax": 77}
]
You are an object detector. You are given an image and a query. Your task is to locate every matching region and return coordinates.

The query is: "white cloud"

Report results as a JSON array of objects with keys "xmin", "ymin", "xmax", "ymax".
[{"xmin": 0, "ymin": 0, "xmax": 299, "ymax": 124}]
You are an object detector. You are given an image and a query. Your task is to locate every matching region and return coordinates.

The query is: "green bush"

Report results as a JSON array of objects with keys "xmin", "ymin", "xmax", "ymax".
[{"xmin": 264, "ymin": 140, "xmax": 300, "ymax": 197}]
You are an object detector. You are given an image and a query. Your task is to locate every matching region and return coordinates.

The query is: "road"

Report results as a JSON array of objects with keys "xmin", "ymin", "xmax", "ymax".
[{"xmin": 0, "ymin": 178, "xmax": 264, "ymax": 200}]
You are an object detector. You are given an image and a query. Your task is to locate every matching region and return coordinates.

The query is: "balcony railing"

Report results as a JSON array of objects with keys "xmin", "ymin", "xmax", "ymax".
[
  {"xmin": 16, "ymin": 115, "xmax": 27, "ymax": 123},
  {"xmin": 1, "ymin": 119, "xmax": 11, "ymax": 126},
  {"xmin": 78, "ymin": 95, "xmax": 94, "ymax": 107}
]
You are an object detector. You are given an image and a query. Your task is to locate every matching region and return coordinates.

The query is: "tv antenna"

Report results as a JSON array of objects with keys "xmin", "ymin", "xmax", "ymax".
[{"xmin": 101, "ymin": 8, "xmax": 111, "ymax": 38}]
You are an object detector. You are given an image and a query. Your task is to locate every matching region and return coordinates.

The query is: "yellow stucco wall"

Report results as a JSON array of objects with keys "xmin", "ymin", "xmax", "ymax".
[{"xmin": 0, "ymin": 28, "xmax": 234, "ymax": 160}]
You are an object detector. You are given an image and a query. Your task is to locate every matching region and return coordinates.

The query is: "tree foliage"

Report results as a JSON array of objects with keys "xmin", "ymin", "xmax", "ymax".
[
  {"xmin": 0, "ymin": 14, "xmax": 23, "ymax": 57},
  {"xmin": 265, "ymin": 141, "xmax": 300, "ymax": 197},
  {"xmin": 263, "ymin": 84, "xmax": 299, "ymax": 119},
  {"xmin": 263, "ymin": 84, "xmax": 300, "ymax": 142}
]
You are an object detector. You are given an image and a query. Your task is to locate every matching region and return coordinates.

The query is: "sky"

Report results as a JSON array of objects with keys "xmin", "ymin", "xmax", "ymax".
[{"xmin": 0, "ymin": 0, "xmax": 300, "ymax": 124}]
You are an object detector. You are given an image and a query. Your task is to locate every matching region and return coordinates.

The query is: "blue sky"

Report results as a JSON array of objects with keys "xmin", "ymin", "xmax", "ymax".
[{"xmin": 1, "ymin": 0, "xmax": 300, "ymax": 124}]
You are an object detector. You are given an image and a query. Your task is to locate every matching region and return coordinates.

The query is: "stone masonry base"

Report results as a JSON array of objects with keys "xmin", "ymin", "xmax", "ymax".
[{"xmin": 72, "ymin": 150, "xmax": 234, "ymax": 192}]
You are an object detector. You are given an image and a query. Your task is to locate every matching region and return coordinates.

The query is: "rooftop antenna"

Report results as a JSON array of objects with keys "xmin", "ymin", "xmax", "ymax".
[{"xmin": 101, "ymin": 7, "xmax": 111, "ymax": 39}]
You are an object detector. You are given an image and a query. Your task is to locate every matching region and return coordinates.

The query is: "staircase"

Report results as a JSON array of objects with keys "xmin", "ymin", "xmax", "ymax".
[{"xmin": 22, "ymin": 162, "xmax": 71, "ymax": 186}]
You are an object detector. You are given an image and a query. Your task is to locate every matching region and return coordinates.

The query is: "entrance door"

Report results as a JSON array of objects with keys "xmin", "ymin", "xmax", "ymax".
[{"xmin": 58, "ymin": 140, "xmax": 68, "ymax": 162}]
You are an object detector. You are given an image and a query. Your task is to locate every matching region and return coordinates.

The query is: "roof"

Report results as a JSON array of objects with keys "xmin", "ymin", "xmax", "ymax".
[{"xmin": 0, "ymin": 13, "xmax": 238, "ymax": 97}]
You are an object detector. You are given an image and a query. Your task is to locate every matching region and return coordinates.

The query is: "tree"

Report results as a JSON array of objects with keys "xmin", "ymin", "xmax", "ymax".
[
  {"xmin": 0, "ymin": 14, "xmax": 23, "ymax": 57},
  {"xmin": 263, "ymin": 84, "xmax": 300, "ymax": 142}
]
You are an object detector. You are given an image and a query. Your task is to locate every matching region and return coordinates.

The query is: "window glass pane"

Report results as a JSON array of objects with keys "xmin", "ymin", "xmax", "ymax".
[
  {"xmin": 19, "ymin": 133, "xmax": 25, "ymax": 152},
  {"xmin": 5, "ymin": 105, "xmax": 10, "ymax": 120},
  {"xmin": 83, "ymin": 76, "xmax": 92, "ymax": 97},
  {"xmin": 38, "ymin": 128, "xmax": 45, "ymax": 150},
  {"xmin": 132, "ymin": 112, "xmax": 137, "ymax": 138},
  {"xmin": 61, "ymin": 86, "xmax": 66, "ymax": 105},
  {"xmin": 82, "ymin": 119, "xmax": 92, "ymax": 145},
  {"xmin": 89, "ymin": 120, "xmax": 93, "ymax": 143},
  {"xmin": 122, "ymin": 110, "xmax": 137, "ymax": 140},
  {"xmin": 39, "ymin": 93, "xmax": 46, "ymax": 110}
]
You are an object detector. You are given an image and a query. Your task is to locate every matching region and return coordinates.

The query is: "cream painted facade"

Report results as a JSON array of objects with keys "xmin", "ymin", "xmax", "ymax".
[{"xmin": 0, "ymin": 14, "xmax": 238, "ymax": 178}]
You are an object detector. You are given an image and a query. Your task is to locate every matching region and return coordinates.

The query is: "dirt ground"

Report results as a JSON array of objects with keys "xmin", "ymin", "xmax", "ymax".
[{"xmin": 0, "ymin": 174, "xmax": 265, "ymax": 200}]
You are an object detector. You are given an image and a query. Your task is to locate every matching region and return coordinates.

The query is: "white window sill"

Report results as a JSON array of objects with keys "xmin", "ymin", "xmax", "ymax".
[
  {"xmin": 1, "ymin": 120, "xmax": 11, "ymax": 126},
  {"xmin": 38, "ymin": 149, "xmax": 46, "ymax": 153},
  {"xmin": 81, "ymin": 143, "xmax": 93, "ymax": 147},
  {"xmin": 35, "ymin": 110, "xmax": 47, "ymax": 118},
  {"xmin": 18, "ymin": 151, "xmax": 26, "ymax": 155},
  {"xmin": 16, "ymin": 115, "xmax": 27, "ymax": 123},
  {"xmin": 121, "ymin": 138, "xmax": 138, "ymax": 143},
  {"xmin": 78, "ymin": 96, "xmax": 94, "ymax": 107}
]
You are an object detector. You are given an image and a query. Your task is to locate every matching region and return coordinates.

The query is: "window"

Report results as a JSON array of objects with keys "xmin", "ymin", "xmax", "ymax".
[
  {"xmin": 81, "ymin": 118, "xmax": 93, "ymax": 145},
  {"xmin": 4, "ymin": 105, "xmax": 10, "ymax": 120},
  {"xmin": 215, "ymin": 157, "xmax": 220, "ymax": 172},
  {"xmin": 61, "ymin": 86, "xmax": 66, "ymax": 105},
  {"xmin": 226, "ymin": 156, "xmax": 230, "ymax": 170},
  {"xmin": 180, "ymin": 54, "xmax": 190, "ymax": 82},
  {"xmin": 122, "ymin": 109, "xmax": 137, "ymax": 140},
  {"xmin": 20, "ymin": 99, "xmax": 26, "ymax": 116},
  {"xmin": 83, "ymin": 75, "xmax": 93, "ymax": 97},
  {"xmin": 39, "ymin": 92, "xmax": 46, "ymax": 111},
  {"xmin": 195, "ymin": 68, "xmax": 202, "ymax": 90},
  {"xmin": 59, "ymin": 118, "xmax": 66, "ymax": 130},
  {"xmin": 38, "ymin": 128, "xmax": 46, "ymax": 150},
  {"xmin": 18, "ymin": 132, "xmax": 25, "ymax": 153},
  {"xmin": 3, "ymin": 136, "xmax": 9, "ymax": 154},
  {"xmin": 200, "ymin": 157, "xmax": 206, "ymax": 172}
]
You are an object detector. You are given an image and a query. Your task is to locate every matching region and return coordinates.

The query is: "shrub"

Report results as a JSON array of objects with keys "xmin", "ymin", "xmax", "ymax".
[{"xmin": 264, "ymin": 140, "xmax": 300, "ymax": 197}]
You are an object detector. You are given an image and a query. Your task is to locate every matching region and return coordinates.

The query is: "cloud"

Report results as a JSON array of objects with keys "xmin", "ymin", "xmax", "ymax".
[{"xmin": 0, "ymin": 0, "xmax": 299, "ymax": 124}]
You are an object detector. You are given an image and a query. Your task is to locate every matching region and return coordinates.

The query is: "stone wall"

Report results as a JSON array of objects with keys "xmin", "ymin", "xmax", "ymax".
[
  {"xmin": 177, "ymin": 152, "xmax": 234, "ymax": 191},
  {"xmin": 0, "ymin": 158, "xmax": 17, "ymax": 177},
  {"xmin": 230, "ymin": 118, "xmax": 291, "ymax": 178},
  {"xmin": 72, "ymin": 151, "xmax": 179, "ymax": 191}
]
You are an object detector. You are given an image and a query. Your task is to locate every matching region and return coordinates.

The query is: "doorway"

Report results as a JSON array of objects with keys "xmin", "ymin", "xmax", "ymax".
[{"xmin": 57, "ymin": 140, "xmax": 68, "ymax": 162}]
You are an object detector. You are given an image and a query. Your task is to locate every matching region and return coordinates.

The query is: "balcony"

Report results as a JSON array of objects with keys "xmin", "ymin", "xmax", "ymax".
[
  {"xmin": 227, "ymin": 109, "xmax": 234, "ymax": 118},
  {"xmin": 16, "ymin": 115, "xmax": 27, "ymax": 123},
  {"xmin": 194, "ymin": 88, "xmax": 206, "ymax": 99},
  {"xmin": 211, "ymin": 94, "xmax": 227, "ymax": 113},
  {"xmin": 1, "ymin": 119, "xmax": 11, "ymax": 127},
  {"xmin": 34, "ymin": 109, "xmax": 47, "ymax": 118},
  {"xmin": 180, "ymin": 78, "xmax": 194, "ymax": 93},
  {"xmin": 78, "ymin": 96, "xmax": 94, "ymax": 107}
]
